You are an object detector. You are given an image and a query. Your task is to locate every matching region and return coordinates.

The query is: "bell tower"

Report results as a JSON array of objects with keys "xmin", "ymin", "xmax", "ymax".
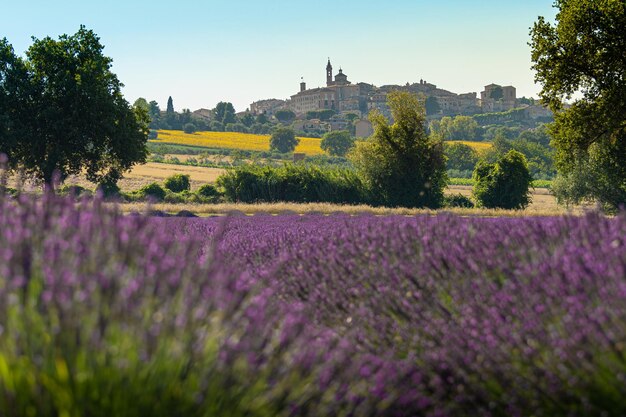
[{"xmin": 326, "ymin": 58, "xmax": 333, "ymax": 86}]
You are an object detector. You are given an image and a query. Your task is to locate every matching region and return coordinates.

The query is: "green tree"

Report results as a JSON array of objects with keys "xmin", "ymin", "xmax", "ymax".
[
  {"xmin": 444, "ymin": 142, "xmax": 479, "ymax": 171},
  {"xmin": 240, "ymin": 112, "xmax": 255, "ymax": 127},
  {"xmin": 489, "ymin": 86, "xmax": 503, "ymax": 100},
  {"xmin": 425, "ymin": 96, "xmax": 440, "ymax": 116},
  {"xmin": 164, "ymin": 173, "xmax": 191, "ymax": 193},
  {"xmin": 0, "ymin": 27, "xmax": 148, "ymax": 187},
  {"xmin": 166, "ymin": 96, "xmax": 174, "ymax": 113},
  {"xmin": 321, "ymin": 130, "xmax": 355, "ymax": 157},
  {"xmin": 429, "ymin": 115, "xmax": 479, "ymax": 141},
  {"xmin": 148, "ymin": 100, "xmax": 161, "ymax": 119},
  {"xmin": 0, "ymin": 38, "xmax": 30, "ymax": 164},
  {"xmin": 449, "ymin": 116, "xmax": 479, "ymax": 141},
  {"xmin": 183, "ymin": 123, "xmax": 196, "ymax": 134},
  {"xmin": 133, "ymin": 98, "xmax": 150, "ymax": 115},
  {"xmin": 148, "ymin": 100, "xmax": 161, "ymax": 129},
  {"xmin": 214, "ymin": 102, "xmax": 236, "ymax": 125},
  {"xmin": 472, "ymin": 150, "xmax": 532, "ymax": 209},
  {"xmin": 349, "ymin": 91, "xmax": 447, "ymax": 208},
  {"xmin": 530, "ymin": 0, "xmax": 626, "ymax": 210},
  {"xmin": 270, "ymin": 126, "xmax": 299, "ymax": 153},
  {"xmin": 210, "ymin": 121, "xmax": 224, "ymax": 132},
  {"xmin": 274, "ymin": 109, "xmax": 296, "ymax": 124}
]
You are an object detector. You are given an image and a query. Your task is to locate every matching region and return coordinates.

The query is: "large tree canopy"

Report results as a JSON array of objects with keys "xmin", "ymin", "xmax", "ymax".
[
  {"xmin": 349, "ymin": 91, "xmax": 447, "ymax": 208},
  {"xmin": 0, "ymin": 26, "xmax": 148, "ymax": 186},
  {"xmin": 530, "ymin": 0, "xmax": 626, "ymax": 210}
]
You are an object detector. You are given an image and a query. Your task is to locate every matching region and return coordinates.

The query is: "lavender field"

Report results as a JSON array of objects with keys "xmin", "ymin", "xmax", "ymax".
[{"xmin": 1, "ymin": 191, "xmax": 626, "ymax": 417}]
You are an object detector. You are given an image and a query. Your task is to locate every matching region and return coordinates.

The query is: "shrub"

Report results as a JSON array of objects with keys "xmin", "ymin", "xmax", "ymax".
[
  {"xmin": 196, "ymin": 184, "xmax": 219, "ymax": 197},
  {"xmin": 472, "ymin": 150, "xmax": 532, "ymax": 209},
  {"xmin": 148, "ymin": 129, "xmax": 158, "ymax": 139},
  {"xmin": 164, "ymin": 190, "xmax": 189, "ymax": 203},
  {"xmin": 139, "ymin": 182, "xmax": 166, "ymax": 201},
  {"xmin": 443, "ymin": 193, "xmax": 474, "ymax": 208},
  {"xmin": 96, "ymin": 179, "xmax": 121, "ymax": 198},
  {"xmin": 163, "ymin": 173, "xmax": 191, "ymax": 193},
  {"xmin": 196, "ymin": 184, "xmax": 221, "ymax": 202},
  {"xmin": 183, "ymin": 123, "xmax": 196, "ymax": 134},
  {"xmin": 59, "ymin": 184, "xmax": 91, "ymax": 197},
  {"xmin": 217, "ymin": 164, "xmax": 366, "ymax": 204}
]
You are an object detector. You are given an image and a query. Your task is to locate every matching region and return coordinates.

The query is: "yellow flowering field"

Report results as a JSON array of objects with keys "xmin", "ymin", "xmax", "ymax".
[
  {"xmin": 152, "ymin": 130, "xmax": 324, "ymax": 156},
  {"xmin": 448, "ymin": 140, "xmax": 492, "ymax": 154}
]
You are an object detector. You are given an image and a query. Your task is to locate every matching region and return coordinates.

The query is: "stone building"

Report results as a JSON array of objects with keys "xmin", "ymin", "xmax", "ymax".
[
  {"xmin": 250, "ymin": 98, "xmax": 286, "ymax": 116},
  {"xmin": 480, "ymin": 84, "xmax": 516, "ymax": 112},
  {"xmin": 290, "ymin": 59, "xmax": 360, "ymax": 115}
]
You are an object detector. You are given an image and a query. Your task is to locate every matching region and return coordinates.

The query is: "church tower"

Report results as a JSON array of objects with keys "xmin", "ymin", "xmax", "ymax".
[{"xmin": 326, "ymin": 58, "xmax": 333, "ymax": 86}]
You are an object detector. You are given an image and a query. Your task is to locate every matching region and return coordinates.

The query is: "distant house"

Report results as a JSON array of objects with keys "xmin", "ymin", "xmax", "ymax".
[
  {"xmin": 292, "ymin": 119, "xmax": 329, "ymax": 133},
  {"xmin": 192, "ymin": 108, "xmax": 213, "ymax": 121},
  {"xmin": 249, "ymin": 99, "xmax": 286, "ymax": 117},
  {"xmin": 480, "ymin": 84, "xmax": 517, "ymax": 112}
]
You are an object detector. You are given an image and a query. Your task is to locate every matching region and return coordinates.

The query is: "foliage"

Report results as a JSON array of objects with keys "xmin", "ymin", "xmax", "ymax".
[
  {"xmin": 489, "ymin": 85, "xmax": 503, "ymax": 100},
  {"xmin": 430, "ymin": 115, "xmax": 480, "ymax": 141},
  {"xmin": 305, "ymin": 109, "xmax": 335, "ymax": 121},
  {"xmin": 148, "ymin": 100, "xmax": 161, "ymax": 119},
  {"xmin": 213, "ymin": 102, "xmax": 236, "ymax": 125},
  {"xmin": 183, "ymin": 123, "xmax": 196, "ymax": 134},
  {"xmin": 425, "ymin": 96, "xmax": 440, "ymax": 116},
  {"xmin": 444, "ymin": 142, "xmax": 479, "ymax": 171},
  {"xmin": 166, "ymin": 96, "xmax": 174, "ymax": 113},
  {"xmin": 196, "ymin": 183, "xmax": 221, "ymax": 199},
  {"xmin": 216, "ymin": 164, "xmax": 366, "ymax": 204},
  {"xmin": 274, "ymin": 109, "xmax": 296, "ymax": 123},
  {"xmin": 0, "ymin": 27, "xmax": 148, "ymax": 187},
  {"xmin": 133, "ymin": 98, "xmax": 150, "ymax": 115},
  {"xmin": 147, "ymin": 130, "xmax": 158, "ymax": 139},
  {"xmin": 269, "ymin": 126, "xmax": 299, "ymax": 153},
  {"xmin": 443, "ymin": 193, "xmax": 474, "ymax": 208},
  {"xmin": 138, "ymin": 182, "xmax": 166, "ymax": 201},
  {"xmin": 530, "ymin": 0, "xmax": 626, "ymax": 210},
  {"xmin": 473, "ymin": 150, "xmax": 532, "ymax": 209},
  {"xmin": 472, "ymin": 107, "xmax": 530, "ymax": 126},
  {"xmin": 96, "ymin": 177, "xmax": 121, "ymax": 198},
  {"xmin": 163, "ymin": 173, "xmax": 191, "ymax": 193},
  {"xmin": 350, "ymin": 91, "xmax": 447, "ymax": 208},
  {"xmin": 320, "ymin": 130, "xmax": 355, "ymax": 157},
  {"xmin": 58, "ymin": 184, "xmax": 90, "ymax": 197},
  {"xmin": 483, "ymin": 135, "xmax": 556, "ymax": 180}
]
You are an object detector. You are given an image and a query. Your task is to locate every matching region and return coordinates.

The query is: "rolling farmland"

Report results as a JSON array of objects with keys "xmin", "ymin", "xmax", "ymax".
[
  {"xmin": 151, "ymin": 130, "xmax": 493, "ymax": 156},
  {"xmin": 152, "ymin": 130, "xmax": 325, "ymax": 155}
]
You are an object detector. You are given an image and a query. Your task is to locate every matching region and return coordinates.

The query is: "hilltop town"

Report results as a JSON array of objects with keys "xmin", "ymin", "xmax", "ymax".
[{"xmin": 247, "ymin": 59, "xmax": 552, "ymax": 137}]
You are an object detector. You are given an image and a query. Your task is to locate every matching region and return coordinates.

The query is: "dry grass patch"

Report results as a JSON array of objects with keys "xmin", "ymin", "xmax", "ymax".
[
  {"xmin": 446, "ymin": 185, "xmax": 563, "ymax": 214},
  {"xmin": 118, "ymin": 195, "xmax": 579, "ymax": 218}
]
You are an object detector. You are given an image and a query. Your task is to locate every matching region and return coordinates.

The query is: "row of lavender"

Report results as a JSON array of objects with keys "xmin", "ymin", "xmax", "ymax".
[{"xmin": 1, "ymin": 191, "xmax": 626, "ymax": 416}]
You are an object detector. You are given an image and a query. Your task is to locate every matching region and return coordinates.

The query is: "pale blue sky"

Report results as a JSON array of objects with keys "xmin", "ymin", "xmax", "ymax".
[{"xmin": 2, "ymin": 0, "xmax": 556, "ymax": 112}]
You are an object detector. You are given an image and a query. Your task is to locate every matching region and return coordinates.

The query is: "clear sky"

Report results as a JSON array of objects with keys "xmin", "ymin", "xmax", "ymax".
[{"xmin": 2, "ymin": 0, "xmax": 556, "ymax": 112}]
